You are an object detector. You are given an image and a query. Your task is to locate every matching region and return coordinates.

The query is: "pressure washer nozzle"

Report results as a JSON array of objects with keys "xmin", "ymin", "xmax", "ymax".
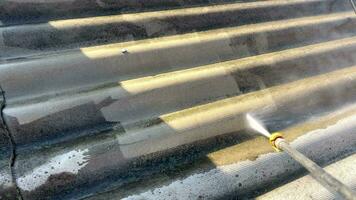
[{"xmin": 269, "ymin": 132, "xmax": 284, "ymax": 152}]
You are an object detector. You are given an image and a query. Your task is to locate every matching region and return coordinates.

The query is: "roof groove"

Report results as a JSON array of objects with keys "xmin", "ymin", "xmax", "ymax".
[{"xmin": 0, "ymin": 0, "xmax": 355, "ymax": 199}]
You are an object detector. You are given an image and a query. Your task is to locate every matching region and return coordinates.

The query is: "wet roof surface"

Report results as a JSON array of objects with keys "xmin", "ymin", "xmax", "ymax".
[{"xmin": 0, "ymin": 0, "xmax": 356, "ymax": 199}]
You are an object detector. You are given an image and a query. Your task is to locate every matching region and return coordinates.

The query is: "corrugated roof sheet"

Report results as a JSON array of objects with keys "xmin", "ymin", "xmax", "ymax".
[{"xmin": 0, "ymin": 0, "xmax": 355, "ymax": 199}]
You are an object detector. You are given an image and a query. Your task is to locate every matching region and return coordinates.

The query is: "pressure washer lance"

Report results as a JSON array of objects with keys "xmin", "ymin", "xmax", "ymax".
[
  {"xmin": 351, "ymin": 0, "xmax": 356, "ymax": 14},
  {"xmin": 269, "ymin": 132, "xmax": 356, "ymax": 200}
]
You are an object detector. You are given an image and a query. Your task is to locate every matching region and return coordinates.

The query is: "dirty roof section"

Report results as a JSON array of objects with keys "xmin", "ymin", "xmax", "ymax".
[{"xmin": 0, "ymin": 0, "xmax": 356, "ymax": 199}]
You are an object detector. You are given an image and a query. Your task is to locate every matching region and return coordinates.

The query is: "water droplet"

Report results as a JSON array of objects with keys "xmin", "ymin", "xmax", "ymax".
[{"xmin": 122, "ymin": 49, "xmax": 128, "ymax": 54}]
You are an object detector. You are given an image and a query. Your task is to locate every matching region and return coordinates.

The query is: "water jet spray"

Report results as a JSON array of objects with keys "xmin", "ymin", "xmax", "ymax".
[{"xmin": 246, "ymin": 114, "xmax": 356, "ymax": 200}]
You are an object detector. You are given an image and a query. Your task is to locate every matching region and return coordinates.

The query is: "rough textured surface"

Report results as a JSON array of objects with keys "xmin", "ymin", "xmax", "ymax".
[
  {"xmin": 0, "ymin": 0, "xmax": 244, "ymax": 25},
  {"xmin": 257, "ymin": 154, "xmax": 356, "ymax": 200},
  {"xmin": 0, "ymin": 0, "xmax": 355, "ymax": 199},
  {"xmin": 0, "ymin": 88, "xmax": 18, "ymax": 199}
]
